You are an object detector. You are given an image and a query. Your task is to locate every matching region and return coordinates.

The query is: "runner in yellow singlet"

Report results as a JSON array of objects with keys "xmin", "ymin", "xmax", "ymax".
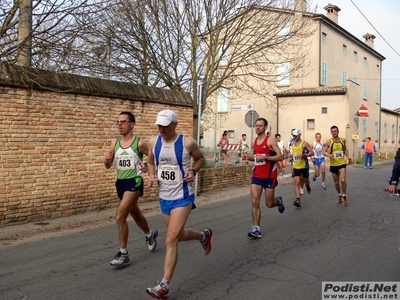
[
  {"xmin": 289, "ymin": 129, "xmax": 314, "ymax": 208},
  {"xmin": 323, "ymin": 125, "xmax": 352, "ymax": 205}
]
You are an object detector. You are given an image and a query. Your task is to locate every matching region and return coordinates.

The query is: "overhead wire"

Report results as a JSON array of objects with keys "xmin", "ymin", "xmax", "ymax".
[{"xmin": 350, "ymin": 0, "xmax": 400, "ymax": 57}]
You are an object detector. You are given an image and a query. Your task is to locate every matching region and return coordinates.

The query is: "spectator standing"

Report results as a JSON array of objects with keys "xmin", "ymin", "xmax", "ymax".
[{"xmin": 361, "ymin": 137, "xmax": 377, "ymax": 169}]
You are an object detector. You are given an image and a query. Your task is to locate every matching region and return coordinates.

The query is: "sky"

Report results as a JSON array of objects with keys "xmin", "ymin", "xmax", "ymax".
[{"xmin": 312, "ymin": 0, "xmax": 400, "ymax": 109}]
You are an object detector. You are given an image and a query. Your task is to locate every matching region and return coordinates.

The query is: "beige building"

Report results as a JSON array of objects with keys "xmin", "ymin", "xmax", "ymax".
[{"xmin": 202, "ymin": 1, "xmax": 399, "ymax": 159}]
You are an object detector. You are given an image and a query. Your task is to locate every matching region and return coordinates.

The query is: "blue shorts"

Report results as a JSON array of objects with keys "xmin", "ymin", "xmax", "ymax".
[
  {"xmin": 313, "ymin": 157, "xmax": 326, "ymax": 166},
  {"xmin": 251, "ymin": 177, "xmax": 278, "ymax": 188},
  {"xmin": 115, "ymin": 177, "xmax": 143, "ymax": 200},
  {"xmin": 160, "ymin": 194, "xmax": 197, "ymax": 216}
]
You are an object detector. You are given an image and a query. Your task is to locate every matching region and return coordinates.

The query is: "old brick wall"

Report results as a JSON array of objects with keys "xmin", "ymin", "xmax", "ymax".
[
  {"xmin": 0, "ymin": 64, "xmax": 195, "ymax": 226},
  {"xmin": 0, "ymin": 64, "xmax": 252, "ymax": 226},
  {"xmin": 197, "ymin": 165, "xmax": 252, "ymax": 194}
]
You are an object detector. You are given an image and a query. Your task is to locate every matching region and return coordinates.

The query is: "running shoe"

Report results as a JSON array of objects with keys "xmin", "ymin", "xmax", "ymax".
[
  {"xmin": 342, "ymin": 196, "xmax": 348, "ymax": 205},
  {"xmin": 293, "ymin": 199, "xmax": 301, "ymax": 208},
  {"xmin": 277, "ymin": 195, "xmax": 285, "ymax": 214},
  {"xmin": 370, "ymin": 166, "xmax": 373, "ymax": 169},
  {"xmin": 146, "ymin": 229, "xmax": 158, "ymax": 251},
  {"xmin": 110, "ymin": 250, "xmax": 130, "ymax": 267},
  {"xmin": 200, "ymin": 228, "xmax": 213, "ymax": 255},
  {"xmin": 300, "ymin": 188, "xmax": 304, "ymax": 195},
  {"xmin": 321, "ymin": 183, "xmax": 327, "ymax": 190},
  {"xmin": 306, "ymin": 184, "xmax": 311, "ymax": 194},
  {"xmin": 247, "ymin": 227, "xmax": 262, "ymax": 239},
  {"xmin": 146, "ymin": 281, "xmax": 169, "ymax": 299},
  {"xmin": 364, "ymin": 166, "xmax": 367, "ymax": 169},
  {"xmin": 312, "ymin": 175, "xmax": 316, "ymax": 181}
]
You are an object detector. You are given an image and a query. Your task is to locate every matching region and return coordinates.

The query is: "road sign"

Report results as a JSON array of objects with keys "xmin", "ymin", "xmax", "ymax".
[
  {"xmin": 352, "ymin": 134, "xmax": 359, "ymax": 140},
  {"xmin": 230, "ymin": 103, "xmax": 254, "ymax": 111},
  {"xmin": 358, "ymin": 105, "xmax": 368, "ymax": 117},
  {"xmin": 245, "ymin": 110, "xmax": 259, "ymax": 127}
]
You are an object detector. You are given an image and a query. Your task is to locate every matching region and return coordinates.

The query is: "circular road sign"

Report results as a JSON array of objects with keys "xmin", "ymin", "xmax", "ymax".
[{"xmin": 358, "ymin": 105, "xmax": 368, "ymax": 117}]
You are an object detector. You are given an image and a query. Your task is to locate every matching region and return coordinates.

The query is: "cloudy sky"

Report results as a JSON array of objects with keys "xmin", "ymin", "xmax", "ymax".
[{"xmin": 311, "ymin": 0, "xmax": 400, "ymax": 109}]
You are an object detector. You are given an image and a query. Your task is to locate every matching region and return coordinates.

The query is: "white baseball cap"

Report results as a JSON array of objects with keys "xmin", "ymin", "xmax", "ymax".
[
  {"xmin": 155, "ymin": 109, "xmax": 178, "ymax": 126},
  {"xmin": 292, "ymin": 129, "xmax": 301, "ymax": 136}
]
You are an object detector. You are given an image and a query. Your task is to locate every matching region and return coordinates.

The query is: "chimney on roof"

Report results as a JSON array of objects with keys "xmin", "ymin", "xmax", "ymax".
[
  {"xmin": 324, "ymin": 3, "xmax": 341, "ymax": 24},
  {"xmin": 294, "ymin": 0, "xmax": 307, "ymax": 12},
  {"xmin": 363, "ymin": 33, "xmax": 376, "ymax": 49}
]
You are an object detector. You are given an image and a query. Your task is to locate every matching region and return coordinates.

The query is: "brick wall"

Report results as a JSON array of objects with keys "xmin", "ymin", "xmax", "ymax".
[
  {"xmin": 197, "ymin": 165, "xmax": 253, "ymax": 194},
  {"xmin": 0, "ymin": 64, "xmax": 195, "ymax": 226},
  {"xmin": 0, "ymin": 64, "xmax": 253, "ymax": 226}
]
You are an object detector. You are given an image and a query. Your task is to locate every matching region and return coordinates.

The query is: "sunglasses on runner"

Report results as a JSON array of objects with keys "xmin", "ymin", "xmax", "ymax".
[{"xmin": 116, "ymin": 120, "xmax": 131, "ymax": 125}]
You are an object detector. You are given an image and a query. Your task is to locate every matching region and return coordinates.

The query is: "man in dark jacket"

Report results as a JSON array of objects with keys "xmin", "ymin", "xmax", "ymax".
[{"xmin": 385, "ymin": 148, "xmax": 400, "ymax": 195}]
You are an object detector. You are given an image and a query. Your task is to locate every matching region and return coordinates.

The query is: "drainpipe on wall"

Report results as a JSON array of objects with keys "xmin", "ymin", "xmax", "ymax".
[
  {"xmin": 346, "ymin": 123, "xmax": 352, "ymax": 161},
  {"xmin": 213, "ymin": 96, "xmax": 217, "ymax": 161},
  {"xmin": 319, "ymin": 24, "xmax": 322, "ymax": 86},
  {"xmin": 397, "ymin": 113, "xmax": 399, "ymax": 150},
  {"xmin": 276, "ymin": 96, "xmax": 279, "ymax": 134},
  {"xmin": 378, "ymin": 61, "xmax": 382, "ymax": 151}
]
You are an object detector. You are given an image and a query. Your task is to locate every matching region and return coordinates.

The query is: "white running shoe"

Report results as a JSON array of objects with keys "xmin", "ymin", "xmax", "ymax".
[
  {"xmin": 146, "ymin": 229, "xmax": 158, "ymax": 251},
  {"xmin": 146, "ymin": 281, "xmax": 169, "ymax": 299},
  {"xmin": 247, "ymin": 226, "xmax": 262, "ymax": 239},
  {"xmin": 110, "ymin": 250, "xmax": 130, "ymax": 267},
  {"xmin": 200, "ymin": 228, "xmax": 213, "ymax": 255}
]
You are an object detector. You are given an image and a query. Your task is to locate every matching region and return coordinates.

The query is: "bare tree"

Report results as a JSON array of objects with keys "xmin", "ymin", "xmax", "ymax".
[
  {"xmin": 1, "ymin": 0, "xmax": 316, "ymax": 138},
  {"xmin": 0, "ymin": 0, "xmax": 106, "ymax": 71},
  {"xmin": 92, "ymin": 0, "xmax": 316, "ymax": 136}
]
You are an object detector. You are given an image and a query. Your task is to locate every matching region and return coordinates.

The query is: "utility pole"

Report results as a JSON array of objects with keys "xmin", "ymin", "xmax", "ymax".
[{"xmin": 17, "ymin": 0, "xmax": 33, "ymax": 67}]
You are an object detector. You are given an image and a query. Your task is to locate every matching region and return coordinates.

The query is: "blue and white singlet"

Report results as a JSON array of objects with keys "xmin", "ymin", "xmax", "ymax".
[{"xmin": 153, "ymin": 134, "xmax": 194, "ymax": 200}]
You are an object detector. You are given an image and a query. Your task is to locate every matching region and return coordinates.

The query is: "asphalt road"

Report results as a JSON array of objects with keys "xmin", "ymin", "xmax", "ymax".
[{"xmin": 1, "ymin": 161, "xmax": 400, "ymax": 300}]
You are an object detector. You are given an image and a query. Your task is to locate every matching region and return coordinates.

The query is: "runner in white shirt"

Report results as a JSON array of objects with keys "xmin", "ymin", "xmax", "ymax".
[
  {"xmin": 311, "ymin": 132, "xmax": 327, "ymax": 190},
  {"xmin": 237, "ymin": 134, "xmax": 249, "ymax": 164},
  {"xmin": 275, "ymin": 133, "xmax": 286, "ymax": 176}
]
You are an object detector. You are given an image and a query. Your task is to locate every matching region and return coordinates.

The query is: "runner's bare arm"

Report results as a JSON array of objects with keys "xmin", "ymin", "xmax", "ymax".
[
  {"xmin": 303, "ymin": 142, "xmax": 314, "ymax": 157},
  {"xmin": 138, "ymin": 139, "xmax": 149, "ymax": 172},
  {"xmin": 343, "ymin": 139, "xmax": 352, "ymax": 162},
  {"xmin": 146, "ymin": 137, "xmax": 157, "ymax": 187},
  {"xmin": 184, "ymin": 137, "xmax": 204, "ymax": 182},
  {"xmin": 104, "ymin": 139, "xmax": 116, "ymax": 169},
  {"xmin": 323, "ymin": 140, "xmax": 333, "ymax": 158},
  {"xmin": 267, "ymin": 138, "xmax": 284, "ymax": 161}
]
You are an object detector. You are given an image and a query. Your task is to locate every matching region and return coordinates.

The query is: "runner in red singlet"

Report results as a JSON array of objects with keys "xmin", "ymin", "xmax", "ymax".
[{"xmin": 242, "ymin": 118, "xmax": 285, "ymax": 239}]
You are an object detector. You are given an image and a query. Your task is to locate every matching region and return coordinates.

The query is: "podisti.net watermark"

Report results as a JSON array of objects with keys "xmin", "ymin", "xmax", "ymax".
[{"xmin": 322, "ymin": 282, "xmax": 399, "ymax": 299}]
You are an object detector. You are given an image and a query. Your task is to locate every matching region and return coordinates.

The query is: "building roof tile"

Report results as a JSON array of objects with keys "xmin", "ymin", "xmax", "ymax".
[{"xmin": 274, "ymin": 86, "xmax": 347, "ymax": 97}]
